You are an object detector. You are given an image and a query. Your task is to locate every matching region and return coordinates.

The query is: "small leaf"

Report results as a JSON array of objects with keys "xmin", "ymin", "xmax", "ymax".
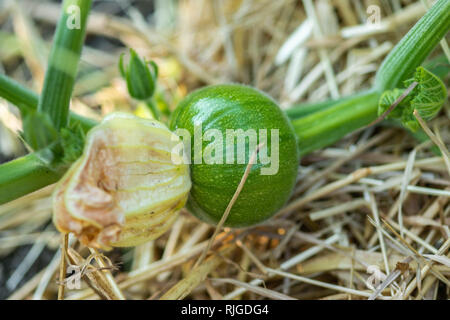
[
  {"xmin": 377, "ymin": 67, "xmax": 447, "ymax": 132},
  {"xmin": 406, "ymin": 66, "xmax": 446, "ymax": 121},
  {"xmin": 377, "ymin": 88, "xmax": 408, "ymax": 119},
  {"xmin": 60, "ymin": 121, "xmax": 86, "ymax": 164},
  {"xmin": 401, "ymin": 111, "xmax": 420, "ymax": 132}
]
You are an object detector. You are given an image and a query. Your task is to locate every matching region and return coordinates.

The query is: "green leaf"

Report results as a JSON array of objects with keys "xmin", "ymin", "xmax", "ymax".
[
  {"xmin": 378, "ymin": 67, "xmax": 447, "ymax": 132},
  {"xmin": 378, "ymin": 88, "xmax": 409, "ymax": 120},
  {"xmin": 405, "ymin": 66, "xmax": 447, "ymax": 121}
]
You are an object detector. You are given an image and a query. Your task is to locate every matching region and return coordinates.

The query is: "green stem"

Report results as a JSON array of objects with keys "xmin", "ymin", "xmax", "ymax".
[
  {"xmin": 145, "ymin": 99, "xmax": 161, "ymax": 120},
  {"xmin": 286, "ymin": 95, "xmax": 352, "ymax": 121},
  {"xmin": 38, "ymin": 0, "xmax": 92, "ymax": 130},
  {"xmin": 0, "ymin": 149, "xmax": 65, "ymax": 204},
  {"xmin": 375, "ymin": 0, "xmax": 450, "ymax": 91},
  {"xmin": 0, "ymin": 73, "xmax": 97, "ymax": 132},
  {"xmin": 0, "ymin": 74, "xmax": 38, "ymax": 113},
  {"xmin": 291, "ymin": 90, "xmax": 380, "ymax": 156},
  {"xmin": 69, "ymin": 112, "xmax": 98, "ymax": 132}
]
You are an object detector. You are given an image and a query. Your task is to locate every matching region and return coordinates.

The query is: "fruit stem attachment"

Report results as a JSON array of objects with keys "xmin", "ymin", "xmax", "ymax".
[{"xmin": 291, "ymin": 90, "xmax": 380, "ymax": 156}]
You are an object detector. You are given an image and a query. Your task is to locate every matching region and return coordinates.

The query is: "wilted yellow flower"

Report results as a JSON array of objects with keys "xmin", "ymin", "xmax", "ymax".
[{"xmin": 53, "ymin": 113, "xmax": 191, "ymax": 249}]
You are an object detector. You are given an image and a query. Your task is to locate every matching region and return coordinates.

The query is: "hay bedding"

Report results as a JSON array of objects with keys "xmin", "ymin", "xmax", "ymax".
[{"xmin": 0, "ymin": 0, "xmax": 448, "ymax": 300}]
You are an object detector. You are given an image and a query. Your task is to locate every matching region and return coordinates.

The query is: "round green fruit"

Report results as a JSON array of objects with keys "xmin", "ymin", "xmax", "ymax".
[{"xmin": 170, "ymin": 84, "xmax": 299, "ymax": 227}]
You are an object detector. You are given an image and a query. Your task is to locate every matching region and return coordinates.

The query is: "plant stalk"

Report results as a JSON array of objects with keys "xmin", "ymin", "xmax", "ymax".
[
  {"xmin": 285, "ymin": 96, "xmax": 347, "ymax": 121},
  {"xmin": 0, "ymin": 149, "xmax": 65, "ymax": 204},
  {"xmin": 291, "ymin": 90, "xmax": 380, "ymax": 155},
  {"xmin": 375, "ymin": 0, "xmax": 450, "ymax": 90},
  {"xmin": 0, "ymin": 74, "xmax": 38, "ymax": 113},
  {"xmin": 0, "ymin": 74, "xmax": 97, "ymax": 132},
  {"xmin": 38, "ymin": 0, "xmax": 92, "ymax": 130}
]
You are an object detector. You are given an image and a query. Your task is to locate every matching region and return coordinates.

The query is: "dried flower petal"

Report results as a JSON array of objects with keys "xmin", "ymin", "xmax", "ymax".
[{"xmin": 53, "ymin": 113, "xmax": 191, "ymax": 249}]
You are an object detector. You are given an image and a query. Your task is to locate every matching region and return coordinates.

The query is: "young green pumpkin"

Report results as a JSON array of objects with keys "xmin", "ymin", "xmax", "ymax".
[{"xmin": 170, "ymin": 84, "xmax": 299, "ymax": 227}]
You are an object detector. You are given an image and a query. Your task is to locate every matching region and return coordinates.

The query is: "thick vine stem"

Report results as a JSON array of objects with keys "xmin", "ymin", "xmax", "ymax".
[
  {"xmin": 291, "ymin": 90, "xmax": 380, "ymax": 156},
  {"xmin": 375, "ymin": 0, "xmax": 450, "ymax": 91},
  {"xmin": 0, "ymin": 149, "xmax": 65, "ymax": 204},
  {"xmin": 290, "ymin": 0, "xmax": 450, "ymax": 156},
  {"xmin": 38, "ymin": 0, "xmax": 92, "ymax": 130},
  {"xmin": 285, "ymin": 96, "xmax": 347, "ymax": 121}
]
